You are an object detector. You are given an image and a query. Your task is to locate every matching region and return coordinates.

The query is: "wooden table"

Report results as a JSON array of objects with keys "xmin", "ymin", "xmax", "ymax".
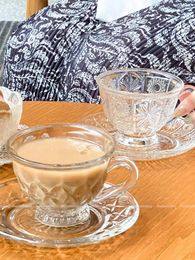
[
  {"xmin": 26, "ymin": 0, "xmax": 48, "ymax": 18},
  {"xmin": 1, "ymin": 101, "xmax": 195, "ymax": 260}
]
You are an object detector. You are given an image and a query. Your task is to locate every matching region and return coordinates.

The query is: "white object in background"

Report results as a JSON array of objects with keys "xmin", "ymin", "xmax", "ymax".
[
  {"xmin": 96, "ymin": 0, "xmax": 162, "ymax": 22},
  {"xmin": 0, "ymin": 87, "xmax": 23, "ymax": 147}
]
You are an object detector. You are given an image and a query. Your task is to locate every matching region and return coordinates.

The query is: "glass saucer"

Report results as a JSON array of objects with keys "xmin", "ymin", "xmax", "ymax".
[
  {"xmin": 0, "ymin": 125, "xmax": 27, "ymax": 166},
  {"xmin": 0, "ymin": 179, "xmax": 139, "ymax": 248},
  {"xmin": 81, "ymin": 113, "xmax": 195, "ymax": 160}
]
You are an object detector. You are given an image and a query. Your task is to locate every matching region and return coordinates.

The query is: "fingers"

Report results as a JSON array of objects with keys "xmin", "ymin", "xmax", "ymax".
[
  {"xmin": 190, "ymin": 110, "xmax": 195, "ymax": 123},
  {"xmin": 179, "ymin": 85, "xmax": 195, "ymax": 102},
  {"xmin": 183, "ymin": 84, "xmax": 195, "ymax": 91},
  {"xmin": 175, "ymin": 90, "xmax": 195, "ymax": 117}
]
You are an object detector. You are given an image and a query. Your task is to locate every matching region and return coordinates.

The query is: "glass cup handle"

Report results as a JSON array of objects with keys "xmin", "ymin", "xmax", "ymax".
[{"xmin": 94, "ymin": 155, "xmax": 139, "ymax": 202}]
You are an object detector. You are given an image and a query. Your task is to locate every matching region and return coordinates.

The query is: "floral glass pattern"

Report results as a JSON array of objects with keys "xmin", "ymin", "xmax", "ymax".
[{"xmin": 97, "ymin": 68, "xmax": 184, "ymax": 148}]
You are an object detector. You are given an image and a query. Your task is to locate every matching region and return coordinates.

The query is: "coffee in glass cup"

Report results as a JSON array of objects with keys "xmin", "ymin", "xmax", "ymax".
[{"xmin": 7, "ymin": 124, "xmax": 139, "ymax": 228}]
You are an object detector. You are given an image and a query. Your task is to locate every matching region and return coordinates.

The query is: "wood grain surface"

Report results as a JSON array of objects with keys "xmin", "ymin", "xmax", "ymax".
[
  {"xmin": 1, "ymin": 101, "xmax": 195, "ymax": 260},
  {"xmin": 26, "ymin": 0, "xmax": 48, "ymax": 18}
]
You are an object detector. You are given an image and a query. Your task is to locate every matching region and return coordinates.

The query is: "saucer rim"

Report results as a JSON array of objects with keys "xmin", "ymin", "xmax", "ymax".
[
  {"xmin": 0, "ymin": 178, "xmax": 139, "ymax": 248},
  {"xmin": 81, "ymin": 112, "xmax": 195, "ymax": 160}
]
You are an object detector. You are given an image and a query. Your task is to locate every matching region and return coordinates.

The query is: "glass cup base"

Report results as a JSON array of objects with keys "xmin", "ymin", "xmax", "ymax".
[
  {"xmin": 35, "ymin": 204, "xmax": 90, "ymax": 227},
  {"xmin": 0, "ymin": 179, "xmax": 139, "ymax": 247},
  {"xmin": 116, "ymin": 132, "xmax": 159, "ymax": 148}
]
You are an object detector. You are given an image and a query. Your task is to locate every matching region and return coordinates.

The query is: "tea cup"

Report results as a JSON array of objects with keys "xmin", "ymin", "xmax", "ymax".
[
  {"xmin": 7, "ymin": 124, "xmax": 139, "ymax": 227},
  {"xmin": 96, "ymin": 68, "xmax": 184, "ymax": 148}
]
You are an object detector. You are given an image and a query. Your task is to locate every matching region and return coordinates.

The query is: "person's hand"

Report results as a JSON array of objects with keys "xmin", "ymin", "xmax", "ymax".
[{"xmin": 174, "ymin": 85, "xmax": 195, "ymax": 122}]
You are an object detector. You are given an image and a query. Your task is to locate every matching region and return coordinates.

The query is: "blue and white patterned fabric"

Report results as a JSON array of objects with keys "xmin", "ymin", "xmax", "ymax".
[{"xmin": 3, "ymin": 0, "xmax": 195, "ymax": 102}]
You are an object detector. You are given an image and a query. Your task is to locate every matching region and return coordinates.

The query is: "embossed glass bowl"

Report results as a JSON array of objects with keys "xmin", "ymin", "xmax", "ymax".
[{"xmin": 96, "ymin": 68, "xmax": 184, "ymax": 149}]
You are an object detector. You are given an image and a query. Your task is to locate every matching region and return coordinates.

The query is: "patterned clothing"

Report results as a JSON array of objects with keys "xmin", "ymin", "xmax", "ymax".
[{"xmin": 3, "ymin": 0, "xmax": 195, "ymax": 102}]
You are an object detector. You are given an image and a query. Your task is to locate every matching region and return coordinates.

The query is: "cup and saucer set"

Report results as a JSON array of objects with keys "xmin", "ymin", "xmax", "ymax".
[{"xmin": 0, "ymin": 69, "xmax": 195, "ymax": 248}]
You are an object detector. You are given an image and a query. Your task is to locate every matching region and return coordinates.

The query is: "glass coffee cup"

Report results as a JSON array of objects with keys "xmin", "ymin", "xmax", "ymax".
[
  {"xmin": 96, "ymin": 68, "xmax": 184, "ymax": 148},
  {"xmin": 7, "ymin": 124, "xmax": 139, "ymax": 228}
]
